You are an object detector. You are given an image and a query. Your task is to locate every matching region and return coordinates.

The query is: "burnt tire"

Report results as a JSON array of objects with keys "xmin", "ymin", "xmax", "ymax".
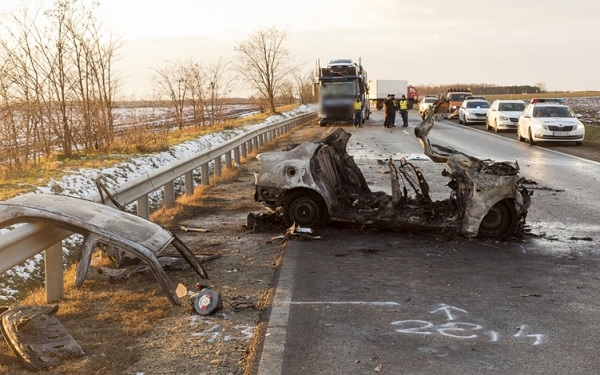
[
  {"xmin": 478, "ymin": 199, "xmax": 518, "ymax": 239},
  {"xmin": 283, "ymin": 190, "xmax": 329, "ymax": 228}
]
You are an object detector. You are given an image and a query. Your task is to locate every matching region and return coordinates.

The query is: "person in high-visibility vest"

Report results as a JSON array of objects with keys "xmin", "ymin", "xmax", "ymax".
[
  {"xmin": 398, "ymin": 95, "xmax": 409, "ymax": 127},
  {"xmin": 353, "ymin": 96, "xmax": 363, "ymax": 128}
]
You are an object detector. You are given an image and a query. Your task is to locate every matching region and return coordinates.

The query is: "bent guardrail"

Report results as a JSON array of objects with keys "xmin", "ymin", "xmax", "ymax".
[{"xmin": 0, "ymin": 111, "xmax": 317, "ymax": 302}]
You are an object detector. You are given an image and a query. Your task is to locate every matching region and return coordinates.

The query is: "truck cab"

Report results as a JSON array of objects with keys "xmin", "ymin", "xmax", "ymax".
[
  {"xmin": 442, "ymin": 88, "xmax": 472, "ymax": 118},
  {"xmin": 315, "ymin": 59, "xmax": 370, "ymax": 126}
]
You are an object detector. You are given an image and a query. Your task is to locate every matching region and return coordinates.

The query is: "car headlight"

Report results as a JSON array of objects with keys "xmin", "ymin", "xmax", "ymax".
[
  {"xmin": 499, "ymin": 115, "xmax": 509, "ymax": 121},
  {"xmin": 531, "ymin": 121, "xmax": 547, "ymax": 130}
]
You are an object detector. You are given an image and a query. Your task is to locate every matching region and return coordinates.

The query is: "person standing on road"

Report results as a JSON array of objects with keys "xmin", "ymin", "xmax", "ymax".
[
  {"xmin": 353, "ymin": 96, "xmax": 363, "ymax": 128},
  {"xmin": 398, "ymin": 94, "xmax": 409, "ymax": 127},
  {"xmin": 383, "ymin": 94, "xmax": 395, "ymax": 128},
  {"xmin": 390, "ymin": 94, "xmax": 397, "ymax": 127}
]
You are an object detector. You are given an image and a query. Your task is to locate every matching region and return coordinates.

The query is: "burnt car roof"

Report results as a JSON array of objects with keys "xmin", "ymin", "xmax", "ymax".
[{"xmin": 0, "ymin": 193, "xmax": 207, "ymax": 305}]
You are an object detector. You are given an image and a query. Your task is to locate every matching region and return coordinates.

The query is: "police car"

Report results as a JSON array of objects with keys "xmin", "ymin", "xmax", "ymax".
[{"xmin": 516, "ymin": 98, "xmax": 585, "ymax": 146}]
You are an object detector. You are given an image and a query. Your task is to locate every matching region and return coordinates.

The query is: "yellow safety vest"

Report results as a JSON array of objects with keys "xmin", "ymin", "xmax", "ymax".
[
  {"xmin": 399, "ymin": 99, "xmax": 408, "ymax": 110},
  {"xmin": 353, "ymin": 101, "xmax": 362, "ymax": 111}
]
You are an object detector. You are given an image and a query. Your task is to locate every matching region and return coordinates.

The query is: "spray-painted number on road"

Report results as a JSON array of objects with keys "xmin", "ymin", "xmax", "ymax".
[{"xmin": 391, "ymin": 304, "xmax": 545, "ymax": 346}]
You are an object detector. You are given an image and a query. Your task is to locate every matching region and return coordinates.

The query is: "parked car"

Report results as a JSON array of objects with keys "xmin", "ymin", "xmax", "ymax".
[
  {"xmin": 486, "ymin": 100, "xmax": 526, "ymax": 132},
  {"xmin": 458, "ymin": 99, "xmax": 490, "ymax": 124},
  {"xmin": 517, "ymin": 100, "xmax": 585, "ymax": 145},
  {"xmin": 419, "ymin": 96, "xmax": 438, "ymax": 119}
]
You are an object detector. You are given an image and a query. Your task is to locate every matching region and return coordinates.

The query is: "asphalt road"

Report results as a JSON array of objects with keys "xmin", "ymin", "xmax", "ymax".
[{"xmin": 256, "ymin": 109, "xmax": 600, "ymax": 375}]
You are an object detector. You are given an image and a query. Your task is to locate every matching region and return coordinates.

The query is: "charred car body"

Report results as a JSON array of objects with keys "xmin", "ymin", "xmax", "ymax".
[{"xmin": 254, "ymin": 102, "xmax": 530, "ymax": 238}]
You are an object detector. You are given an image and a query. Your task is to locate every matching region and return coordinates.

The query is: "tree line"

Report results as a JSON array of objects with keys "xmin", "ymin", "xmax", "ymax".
[
  {"xmin": 0, "ymin": 1, "xmax": 315, "ymax": 177},
  {"xmin": 417, "ymin": 83, "xmax": 544, "ymax": 96}
]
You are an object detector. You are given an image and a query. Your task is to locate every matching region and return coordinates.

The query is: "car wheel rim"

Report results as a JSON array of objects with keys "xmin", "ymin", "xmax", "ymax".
[
  {"xmin": 289, "ymin": 198, "xmax": 320, "ymax": 226},
  {"xmin": 479, "ymin": 200, "xmax": 516, "ymax": 238}
]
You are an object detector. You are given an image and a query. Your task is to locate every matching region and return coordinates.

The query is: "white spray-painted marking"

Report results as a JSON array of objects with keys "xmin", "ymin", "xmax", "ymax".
[
  {"xmin": 290, "ymin": 301, "xmax": 401, "ymax": 307},
  {"xmin": 514, "ymin": 325, "xmax": 545, "ymax": 345},
  {"xmin": 429, "ymin": 303, "xmax": 468, "ymax": 321},
  {"xmin": 489, "ymin": 331, "xmax": 499, "ymax": 342},
  {"xmin": 391, "ymin": 305, "xmax": 545, "ymax": 345},
  {"xmin": 188, "ymin": 316, "xmax": 255, "ymax": 343},
  {"xmin": 438, "ymin": 322, "xmax": 482, "ymax": 339}
]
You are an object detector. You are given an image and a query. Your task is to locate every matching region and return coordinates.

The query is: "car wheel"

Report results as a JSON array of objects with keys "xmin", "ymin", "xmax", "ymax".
[
  {"xmin": 319, "ymin": 120, "xmax": 327, "ymax": 127},
  {"xmin": 486, "ymin": 118, "xmax": 491, "ymax": 130},
  {"xmin": 478, "ymin": 199, "xmax": 519, "ymax": 239},
  {"xmin": 527, "ymin": 128, "xmax": 536, "ymax": 145},
  {"xmin": 517, "ymin": 127, "xmax": 523, "ymax": 142},
  {"xmin": 283, "ymin": 190, "xmax": 329, "ymax": 228},
  {"xmin": 458, "ymin": 114, "xmax": 463, "ymax": 124}
]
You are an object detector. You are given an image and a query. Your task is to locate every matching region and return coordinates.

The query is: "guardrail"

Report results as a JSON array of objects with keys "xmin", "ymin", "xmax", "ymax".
[{"xmin": 0, "ymin": 111, "xmax": 317, "ymax": 302}]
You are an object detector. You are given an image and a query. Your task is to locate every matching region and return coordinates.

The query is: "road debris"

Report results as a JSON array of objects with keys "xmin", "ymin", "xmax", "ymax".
[{"xmin": 0, "ymin": 304, "xmax": 84, "ymax": 371}]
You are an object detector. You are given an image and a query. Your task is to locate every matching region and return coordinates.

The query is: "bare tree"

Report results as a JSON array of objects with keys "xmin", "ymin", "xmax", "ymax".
[
  {"xmin": 153, "ymin": 60, "xmax": 189, "ymax": 129},
  {"xmin": 278, "ymin": 80, "xmax": 295, "ymax": 105},
  {"xmin": 187, "ymin": 62, "xmax": 208, "ymax": 126},
  {"xmin": 0, "ymin": 0, "xmax": 121, "ymax": 164},
  {"xmin": 205, "ymin": 58, "xmax": 235, "ymax": 125},
  {"xmin": 292, "ymin": 69, "xmax": 315, "ymax": 105},
  {"xmin": 234, "ymin": 27, "xmax": 290, "ymax": 113}
]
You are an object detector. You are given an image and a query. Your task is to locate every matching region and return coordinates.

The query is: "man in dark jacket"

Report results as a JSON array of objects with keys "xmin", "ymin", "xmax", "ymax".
[{"xmin": 383, "ymin": 94, "xmax": 396, "ymax": 128}]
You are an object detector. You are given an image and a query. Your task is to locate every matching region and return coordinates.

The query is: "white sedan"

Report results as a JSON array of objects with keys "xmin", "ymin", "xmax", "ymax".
[
  {"xmin": 486, "ymin": 100, "xmax": 526, "ymax": 132},
  {"xmin": 458, "ymin": 99, "xmax": 490, "ymax": 124},
  {"xmin": 517, "ymin": 103, "xmax": 585, "ymax": 146}
]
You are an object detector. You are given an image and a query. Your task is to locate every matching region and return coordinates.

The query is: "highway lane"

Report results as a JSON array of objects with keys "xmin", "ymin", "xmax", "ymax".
[
  {"xmin": 348, "ymin": 109, "xmax": 600, "ymax": 253},
  {"xmin": 258, "ymin": 110, "xmax": 600, "ymax": 375}
]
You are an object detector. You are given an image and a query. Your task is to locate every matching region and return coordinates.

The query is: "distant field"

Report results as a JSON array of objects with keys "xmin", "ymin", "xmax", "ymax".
[{"xmin": 485, "ymin": 91, "xmax": 600, "ymax": 101}]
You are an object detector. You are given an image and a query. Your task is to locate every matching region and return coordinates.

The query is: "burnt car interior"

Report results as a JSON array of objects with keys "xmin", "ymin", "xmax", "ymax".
[{"xmin": 255, "ymin": 99, "xmax": 530, "ymax": 238}]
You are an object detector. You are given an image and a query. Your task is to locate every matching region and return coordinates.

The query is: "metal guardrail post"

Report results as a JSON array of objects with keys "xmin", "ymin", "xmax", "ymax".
[
  {"xmin": 45, "ymin": 242, "xmax": 63, "ymax": 303},
  {"xmin": 241, "ymin": 143, "xmax": 247, "ymax": 159},
  {"xmin": 234, "ymin": 147, "xmax": 241, "ymax": 167},
  {"xmin": 201, "ymin": 163, "xmax": 210, "ymax": 185},
  {"xmin": 184, "ymin": 171, "xmax": 194, "ymax": 195},
  {"xmin": 164, "ymin": 181, "xmax": 175, "ymax": 207},
  {"xmin": 214, "ymin": 156, "xmax": 222, "ymax": 177},
  {"xmin": 137, "ymin": 195, "xmax": 150, "ymax": 219},
  {"xmin": 225, "ymin": 151, "xmax": 233, "ymax": 169}
]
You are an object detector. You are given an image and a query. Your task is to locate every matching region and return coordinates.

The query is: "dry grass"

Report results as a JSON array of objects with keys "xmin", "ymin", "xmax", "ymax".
[
  {"xmin": 485, "ymin": 91, "xmax": 600, "ymax": 101},
  {"xmin": 0, "ymin": 104, "xmax": 300, "ymax": 200},
  {"xmin": 12, "ymin": 257, "xmax": 172, "ymax": 374}
]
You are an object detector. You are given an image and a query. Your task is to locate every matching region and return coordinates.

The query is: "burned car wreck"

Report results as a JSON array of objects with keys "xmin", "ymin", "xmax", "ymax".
[{"xmin": 254, "ymin": 104, "xmax": 530, "ymax": 238}]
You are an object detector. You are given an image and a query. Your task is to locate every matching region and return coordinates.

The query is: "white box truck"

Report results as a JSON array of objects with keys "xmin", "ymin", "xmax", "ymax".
[{"xmin": 368, "ymin": 80, "xmax": 418, "ymax": 109}]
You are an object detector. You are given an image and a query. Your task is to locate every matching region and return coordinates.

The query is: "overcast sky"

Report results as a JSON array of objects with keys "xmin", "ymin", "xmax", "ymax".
[{"xmin": 2, "ymin": 0, "xmax": 599, "ymax": 99}]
